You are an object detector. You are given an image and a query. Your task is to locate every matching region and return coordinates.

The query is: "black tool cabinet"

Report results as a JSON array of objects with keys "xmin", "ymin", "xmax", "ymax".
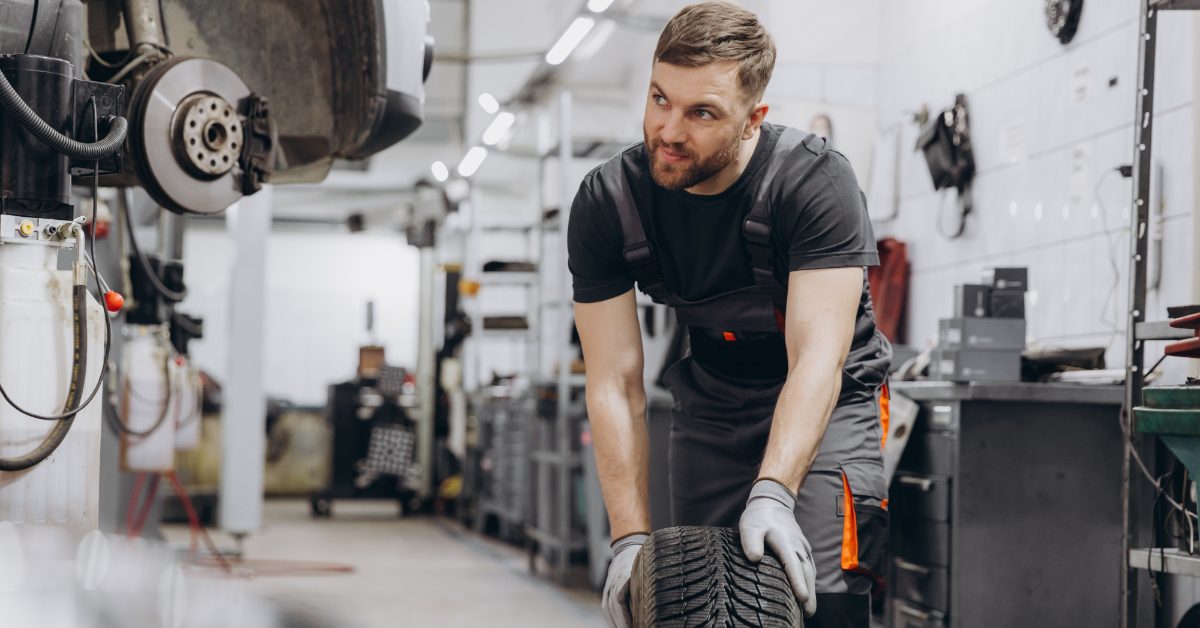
[{"xmin": 887, "ymin": 381, "xmax": 1125, "ymax": 628}]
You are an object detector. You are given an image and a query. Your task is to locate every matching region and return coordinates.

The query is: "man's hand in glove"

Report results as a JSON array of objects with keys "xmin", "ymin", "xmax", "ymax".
[
  {"xmin": 602, "ymin": 533, "xmax": 648, "ymax": 628},
  {"xmin": 738, "ymin": 478, "xmax": 818, "ymax": 617}
]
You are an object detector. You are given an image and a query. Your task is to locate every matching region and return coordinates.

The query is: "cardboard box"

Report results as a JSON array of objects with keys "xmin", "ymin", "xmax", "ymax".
[
  {"xmin": 933, "ymin": 348, "xmax": 1022, "ymax": 383},
  {"xmin": 358, "ymin": 345, "xmax": 386, "ymax": 378},
  {"xmin": 954, "ymin": 284, "xmax": 993, "ymax": 318},
  {"xmin": 990, "ymin": 290, "xmax": 1026, "ymax": 319},
  {"xmin": 938, "ymin": 318, "xmax": 1026, "ymax": 351}
]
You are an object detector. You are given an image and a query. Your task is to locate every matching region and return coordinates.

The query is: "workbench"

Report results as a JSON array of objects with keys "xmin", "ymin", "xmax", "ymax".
[{"xmin": 887, "ymin": 381, "xmax": 1126, "ymax": 628}]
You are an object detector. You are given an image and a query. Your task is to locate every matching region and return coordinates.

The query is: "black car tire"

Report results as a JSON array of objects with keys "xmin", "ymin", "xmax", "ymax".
[{"xmin": 630, "ymin": 526, "xmax": 803, "ymax": 627}]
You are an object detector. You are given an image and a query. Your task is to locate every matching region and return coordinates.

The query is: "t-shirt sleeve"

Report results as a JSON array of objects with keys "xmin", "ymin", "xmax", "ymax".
[
  {"xmin": 776, "ymin": 151, "xmax": 879, "ymax": 271},
  {"xmin": 567, "ymin": 171, "xmax": 635, "ymax": 303}
]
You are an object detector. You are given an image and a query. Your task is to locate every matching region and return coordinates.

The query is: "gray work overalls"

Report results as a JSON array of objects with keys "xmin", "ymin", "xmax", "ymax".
[{"xmin": 600, "ymin": 129, "xmax": 891, "ymax": 627}]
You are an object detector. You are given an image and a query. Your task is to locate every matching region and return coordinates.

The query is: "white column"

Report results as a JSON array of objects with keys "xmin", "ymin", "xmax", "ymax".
[
  {"xmin": 219, "ymin": 186, "xmax": 272, "ymax": 535},
  {"xmin": 416, "ymin": 245, "xmax": 436, "ymax": 499}
]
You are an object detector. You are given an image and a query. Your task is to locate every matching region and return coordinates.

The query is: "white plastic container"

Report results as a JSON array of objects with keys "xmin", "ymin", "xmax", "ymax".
[
  {"xmin": 0, "ymin": 244, "xmax": 104, "ymax": 530},
  {"xmin": 174, "ymin": 359, "xmax": 203, "ymax": 451},
  {"xmin": 119, "ymin": 326, "xmax": 176, "ymax": 472}
]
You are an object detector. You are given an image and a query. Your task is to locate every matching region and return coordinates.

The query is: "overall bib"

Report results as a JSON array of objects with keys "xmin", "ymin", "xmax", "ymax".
[{"xmin": 603, "ymin": 130, "xmax": 891, "ymax": 628}]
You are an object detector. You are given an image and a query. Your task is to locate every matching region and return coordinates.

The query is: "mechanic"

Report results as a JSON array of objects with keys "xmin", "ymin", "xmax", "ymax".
[{"xmin": 567, "ymin": 2, "xmax": 892, "ymax": 627}]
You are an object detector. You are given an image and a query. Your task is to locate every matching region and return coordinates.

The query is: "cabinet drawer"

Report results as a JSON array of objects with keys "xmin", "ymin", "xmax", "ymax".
[
  {"xmin": 898, "ymin": 430, "xmax": 955, "ymax": 476},
  {"xmin": 921, "ymin": 403, "xmax": 958, "ymax": 431},
  {"xmin": 893, "ymin": 518, "xmax": 950, "ymax": 567},
  {"xmin": 892, "ymin": 557, "xmax": 949, "ymax": 612},
  {"xmin": 893, "ymin": 600, "xmax": 947, "ymax": 628},
  {"xmin": 891, "ymin": 473, "xmax": 951, "ymax": 522}
]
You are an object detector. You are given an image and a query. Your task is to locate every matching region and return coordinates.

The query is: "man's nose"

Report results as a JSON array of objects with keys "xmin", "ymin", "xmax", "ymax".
[{"xmin": 659, "ymin": 112, "xmax": 688, "ymax": 146}]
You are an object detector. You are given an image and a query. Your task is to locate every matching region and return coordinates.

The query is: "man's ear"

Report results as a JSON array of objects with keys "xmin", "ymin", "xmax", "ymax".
[{"xmin": 744, "ymin": 102, "xmax": 769, "ymax": 139}]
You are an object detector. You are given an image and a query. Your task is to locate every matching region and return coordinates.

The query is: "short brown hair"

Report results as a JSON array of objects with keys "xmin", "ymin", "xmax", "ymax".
[{"xmin": 653, "ymin": 1, "xmax": 776, "ymax": 103}]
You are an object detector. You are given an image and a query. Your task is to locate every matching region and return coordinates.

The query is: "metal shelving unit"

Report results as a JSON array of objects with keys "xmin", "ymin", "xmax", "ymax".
[
  {"xmin": 1121, "ymin": 2, "xmax": 1200, "ymax": 626},
  {"xmin": 462, "ymin": 204, "xmax": 544, "ymax": 542},
  {"xmin": 471, "ymin": 386, "xmax": 534, "ymax": 542},
  {"xmin": 524, "ymin": 90, "xmax": 592, "ymax": 585}
]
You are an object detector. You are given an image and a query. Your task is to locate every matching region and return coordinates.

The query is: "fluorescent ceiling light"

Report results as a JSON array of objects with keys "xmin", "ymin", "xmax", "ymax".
[
  {"xmin": 587, "ymin": 0, "xmax": 614, "ymax": 12},
  {"xmin": 478, "ymin": 93, "xmax": 499, "ymax": 114},
  {"xmin": 482, "ymin": 112, "xmax": 516, "ymax": 146},
  {"xmin": 546, "ymin": 17, "xmax": 595, "ymax": 66},
  {"xmin": 431, "ymin": 160, "xmax": 449, "ymax": 182},
  {"xmin": 457, "ymin": 147, "xmax": 488, "ymax": 177},
  {"xmin": 575, "ymin": 19, "xmax": 615, "ymax": 61}
]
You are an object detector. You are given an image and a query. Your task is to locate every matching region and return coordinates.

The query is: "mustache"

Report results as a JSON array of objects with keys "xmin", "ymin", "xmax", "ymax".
[{"xmin": 647, "ymin": 137, "xmax": 695, "ymax": 160}]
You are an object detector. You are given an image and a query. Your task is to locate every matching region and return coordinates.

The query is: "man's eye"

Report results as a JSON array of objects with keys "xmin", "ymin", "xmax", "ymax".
[
  {"xmin": 695, "ymin": 110, "xmax": 714, "ymax": 120},
  {"xmin": 653, "ymin": 95, "xmax": 667, "ymax": 106}
]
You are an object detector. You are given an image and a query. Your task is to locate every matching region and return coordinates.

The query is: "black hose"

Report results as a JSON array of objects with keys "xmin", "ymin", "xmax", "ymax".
[
  {"xmin": 0, "ymin": 67, "xmax": 127, "ymax": 160},
  {"xmin": 0, "ymin": 278, "xmax": 111, "ymax": 421},
  {"xmin": 0, "ymin": 286, "xmax": 88, "ymax": 471},
  {"xmin": 105, "ymin": 354, "xmax": 176, "ymax": 438},
  {"xmin": 121, "ymin": 191, "xmax": 187, "ymax": 303}
]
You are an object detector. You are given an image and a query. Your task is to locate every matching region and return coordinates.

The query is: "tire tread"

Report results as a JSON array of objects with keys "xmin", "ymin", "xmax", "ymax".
[{"xmin": 630, "ymin": 526, "xmax": 803, "ymax": 627}]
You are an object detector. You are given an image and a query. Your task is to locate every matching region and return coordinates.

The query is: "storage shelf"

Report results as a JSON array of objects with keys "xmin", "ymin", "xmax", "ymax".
[
  {"xmin": 1152, "ymin": 0, "xmax": 1200, "ymax": 9},
  {"xmin": 525, "ymin": 526, "xmax": 588, "ymax": 551},
  {"xmin": 1135, "ymin": 320, "xmax": 1193, "ymax": 342},
  {"xmin": 1130, "ymin": 548, "xmax": 1200, "ymax": 576},
  {"xmin": 480, "ymin": 225, "xmax": 536, "ymax": 233},
  {"xmin": 480, "ymin": 272, "xmax": 539, "ymax": 286},
  {"xmin": 530, "ymin": 451, "xmax": 582, "ymax": 467},
  {"xmin": 479, "ymin": 328, "xmax": 534, "ymax": 339}
]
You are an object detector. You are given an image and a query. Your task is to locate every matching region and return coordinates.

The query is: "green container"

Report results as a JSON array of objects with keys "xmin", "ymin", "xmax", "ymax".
[
  {"xmin": 1144, "ymin": 385, "xmax": 1200, "ymax": 410},
  {"xmin": 1134, "ymin": 385, "xmax": 1200, "ymax": 521},
  {"xmin": 1134, "ymin": 407, "xmax": 1200, "ymax": 436}
]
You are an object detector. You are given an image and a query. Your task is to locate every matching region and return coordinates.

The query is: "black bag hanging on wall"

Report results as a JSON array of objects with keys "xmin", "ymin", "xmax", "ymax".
[{"xmin": 917, "ymin": 94, "xmax": 975, "ymax": 238}]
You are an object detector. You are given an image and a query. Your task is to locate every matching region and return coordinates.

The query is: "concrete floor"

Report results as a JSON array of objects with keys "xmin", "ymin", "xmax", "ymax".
[{"xmin": 162, "ymin": 499, "xmax": 607, "ymax": 628}]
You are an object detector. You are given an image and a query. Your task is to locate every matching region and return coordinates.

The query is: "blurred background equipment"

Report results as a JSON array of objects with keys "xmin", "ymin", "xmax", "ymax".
[
  {"xmin": 0, "ymin": 0, "xmax": 432, "ymax": 544},
  {"xmin": 310, "ymin": 355, "xmax": 423, "ymax": 518}
]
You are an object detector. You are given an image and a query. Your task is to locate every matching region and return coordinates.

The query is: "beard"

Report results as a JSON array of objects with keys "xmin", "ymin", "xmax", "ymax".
[{"xmin": 644, "ymin": 127, "xmax": 741, "ymax": 191}]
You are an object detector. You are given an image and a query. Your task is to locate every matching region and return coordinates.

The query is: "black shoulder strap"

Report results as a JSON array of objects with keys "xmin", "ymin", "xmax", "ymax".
[
  {"xmin": 603, "ymin": 152, "xmax": 669, "ymax": 301},
  {"xmin": 743, "ymin": 130, "xmax": 827, "ymax": 274}
]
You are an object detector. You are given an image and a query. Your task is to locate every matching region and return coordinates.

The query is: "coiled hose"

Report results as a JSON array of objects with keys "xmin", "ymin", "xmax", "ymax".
[
  {"xmin": 0, "ymin": 284, "xmax": 88, "ymax": 471},
  {"xmin": 0, "ymin": 65, "xmax": 127, "ymax": 160}
]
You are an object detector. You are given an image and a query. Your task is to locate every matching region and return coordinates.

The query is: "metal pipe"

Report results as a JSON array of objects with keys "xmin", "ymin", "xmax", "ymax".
[
  {"xmin": 554, "ymin": 89, "xmax": 572, "ymax": 584},
  {"xmin": 122, "ymin": 0, "xmax": 166, "ymax": 55},
  {"xmin": 1194, "ymin": 12, "xmax": 1200, "ymax": 383},
  {"xmin": 416, "ymin": 245, "xmax": 437, "ymax": 500},
  {"xmin": 157, "ymin": 207, "xmax": 185, "ymax": 261},
  {"xmin": 1121, "ymin": 4, "xmax": 1157, "ymax": 626},
  {"xmin": 219, "ymin": 186, "xmax": 272, "ymax": 535},
  {"xmin": 1148, "ymin": 161, "xmax": 1163, "ymax": 293}
]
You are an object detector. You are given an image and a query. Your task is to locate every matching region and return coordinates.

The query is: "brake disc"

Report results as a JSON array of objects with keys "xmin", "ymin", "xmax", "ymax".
[{"xmin": 127, "ymin": 56, "xmax": 251, "ymax": 215}]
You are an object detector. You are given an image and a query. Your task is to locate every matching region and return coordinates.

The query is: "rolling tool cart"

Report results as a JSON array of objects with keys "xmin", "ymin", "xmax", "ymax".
[{"xmin": 310, "ymin": 365, "xmax": 422, "ymax": 518}]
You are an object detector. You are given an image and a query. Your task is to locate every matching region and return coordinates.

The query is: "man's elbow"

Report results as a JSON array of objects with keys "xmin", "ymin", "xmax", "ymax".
[
  {"xmin": 786, "ymin": 340, "xmax": 850, "ymax": 399},
  {"xmin": 615, "ymin": 369, "xmax": 646, "ymax": 408},
  {"xmin": 586, "ymin": 368, "xmax": 645, "ymax": 405}
]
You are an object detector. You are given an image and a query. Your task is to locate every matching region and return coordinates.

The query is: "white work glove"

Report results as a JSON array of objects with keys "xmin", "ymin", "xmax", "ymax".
[
  {"xmin": 601, "ymin": 533, "xmax": 648, "ymax": 628},
  {"xmin": 739, "ymin": 479, "xmax": 818, "ymax": 617}
]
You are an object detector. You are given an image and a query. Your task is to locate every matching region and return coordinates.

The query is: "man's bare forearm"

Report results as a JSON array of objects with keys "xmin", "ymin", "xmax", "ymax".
[
  {"xmin": 587, "ymin": 378, "xmax": 651, "ymax": 540},
  {"xmin": 757, "ymin": 361, "xmax": 842, "ymax": 493}
]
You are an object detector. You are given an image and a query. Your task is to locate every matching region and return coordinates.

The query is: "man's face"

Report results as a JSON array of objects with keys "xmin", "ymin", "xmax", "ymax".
[{"xmin": 643, "ymin": 60, "xmax": 752, "ymax": 190}]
